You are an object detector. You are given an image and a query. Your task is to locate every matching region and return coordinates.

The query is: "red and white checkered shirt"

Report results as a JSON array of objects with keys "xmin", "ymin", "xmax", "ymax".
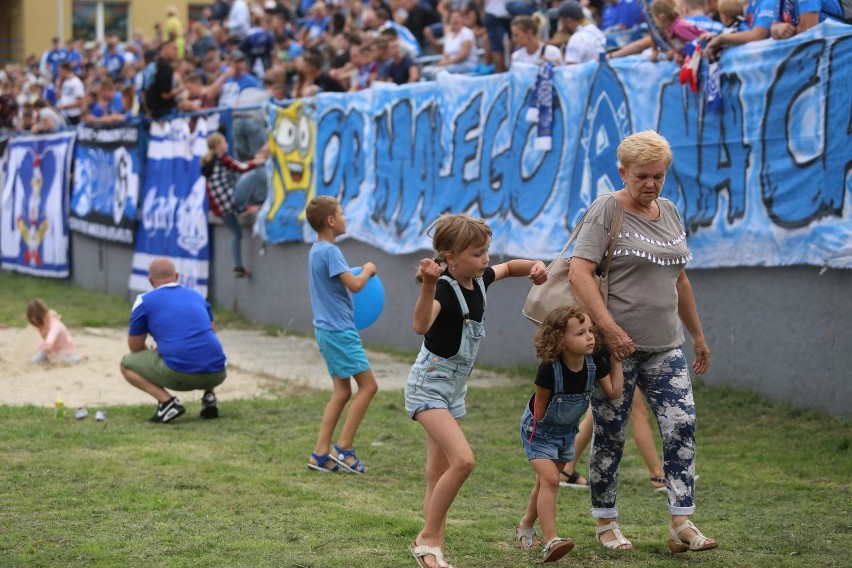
[{"xmin": 203, "ymin": 153, "xmax": 258, "ymax": 216}]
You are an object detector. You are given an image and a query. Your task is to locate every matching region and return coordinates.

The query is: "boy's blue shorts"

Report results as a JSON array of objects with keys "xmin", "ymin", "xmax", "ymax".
[{"xmin": 314, "ymin": 327, "xmax": 370, "ymax": 379}]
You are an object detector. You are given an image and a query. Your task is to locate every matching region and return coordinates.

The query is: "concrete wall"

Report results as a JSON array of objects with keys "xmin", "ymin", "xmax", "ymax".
[{"xmin": 70, "ymin": 226, "xmax": 852, "ymax": 417}]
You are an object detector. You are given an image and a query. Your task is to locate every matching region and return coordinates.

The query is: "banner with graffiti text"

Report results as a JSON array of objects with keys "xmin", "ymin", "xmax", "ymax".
[
  {"xmin": 70, "ymin": 123, "xmax": 142, "ymax": 244},
  {"xmin": 129, "ymin": 117, "xmax": 210, "ymax": 296},
  {"xmin": 259, "ymin": 21, "xmax": 852, "ymax": 269},
  {"xmin": 0, "ymin": 131, "xmax": 75, "ymax": 277}
]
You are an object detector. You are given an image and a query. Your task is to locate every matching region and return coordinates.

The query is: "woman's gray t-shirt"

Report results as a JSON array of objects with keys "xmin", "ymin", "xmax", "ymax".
[{"xmin": 572, "ymin": 194, "xmax": 691, "ymax": 352}]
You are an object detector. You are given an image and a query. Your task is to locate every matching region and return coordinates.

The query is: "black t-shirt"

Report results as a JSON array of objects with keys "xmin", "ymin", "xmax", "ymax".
[
  {"xmin": 315, "ymin": 73, "xmax": 345, "ymax": 93},
  {"xmin": 424, "ymin": 267, "xmax": 495, "ymax": 358},
  {"xmin": 384, "ymin": 55, "xmax": 416, "ymax": 85},
  {"xmin": 146, "ymin": 58, "xmax": 176, "ymax": 118},
  {"xmin": 405, "ymin": 6, "xmax": 441, "ymax": 44},
  {"xmin": 529, "ymin": 350, "xmax": 611, "ymax": 406}
]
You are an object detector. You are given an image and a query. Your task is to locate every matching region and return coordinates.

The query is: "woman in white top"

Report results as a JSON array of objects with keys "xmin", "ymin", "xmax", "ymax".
[
  {"xmin": 422, "ymin": 10, "xmax": 478, "ymax": 80},
  {"xmin": 510, "ymin": 15, "xmax": 563, "ymax": 67}
]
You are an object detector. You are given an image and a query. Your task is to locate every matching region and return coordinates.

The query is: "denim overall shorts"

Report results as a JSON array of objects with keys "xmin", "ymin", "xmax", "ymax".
[
  {"xmin": 404, "ymin": 275, "xmax": 486, "ymax": 420},
  {"xmin": 520, "ymin": 355, "xmax": 596, "ymax": 461}
]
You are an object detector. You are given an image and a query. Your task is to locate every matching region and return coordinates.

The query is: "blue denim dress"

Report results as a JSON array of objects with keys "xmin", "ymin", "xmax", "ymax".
[
  {"xmin": 520, "ymin": 356, "xmax": 596, "ymax": 461},
  {"xmin": 404, "ymin": 275, "xmax": 486, "ymax": 420}
]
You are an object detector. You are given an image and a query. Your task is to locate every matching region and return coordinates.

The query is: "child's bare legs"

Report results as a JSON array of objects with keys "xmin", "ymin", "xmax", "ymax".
[
  {"xmin": 630, "ymin": 389, "xmax": 665, "ymax": 487},
  {"xmin": 520, "ymin": 459, "xmax": 565, "ymax": 543},
  {"xmin": 334, "ymin": 368, "xmax": 378, "ymax": 467},
  {"xmin": 416, "ymin": 409, "xmax": 475, "ymax": 568},
  {"xmin": 561, "ymin": 411, "xmax": 592, "ymax": 483},
  {"xmin": 310, "ymin": 376, "xmax": 353, "ymax": 469}
]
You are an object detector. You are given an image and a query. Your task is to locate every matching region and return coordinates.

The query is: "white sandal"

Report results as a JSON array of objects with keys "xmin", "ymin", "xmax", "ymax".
[
  {"xmin": 410, "ymin": 542, "xmax": 453, "ymax": 568},
  {"xmin": 595, "ymin": 521, "xmax": 633, "ymax": 550},
  {"xmin": 515, "ymin": 526, "xmax": 540, "ymax": 551},
  {"xmin": 668, "ymin": 520, "xmax": 718, "ymax": 553}
]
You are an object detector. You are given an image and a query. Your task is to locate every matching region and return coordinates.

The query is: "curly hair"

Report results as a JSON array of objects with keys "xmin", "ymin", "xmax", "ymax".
[{"xmin": 533, "ymin": 305, "xmax": 593, "ymax": 362}]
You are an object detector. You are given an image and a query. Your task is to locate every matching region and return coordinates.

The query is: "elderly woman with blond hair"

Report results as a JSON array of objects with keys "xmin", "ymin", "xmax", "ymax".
[{"xmin": 568, "ymin": 130, "xmax": 717, "ymax": 554}]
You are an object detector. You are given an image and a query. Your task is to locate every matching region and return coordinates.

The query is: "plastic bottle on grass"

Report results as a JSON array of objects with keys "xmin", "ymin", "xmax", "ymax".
[{"xmin": 54, "ymin": 398, "xmax": 65, "ymax": 419}]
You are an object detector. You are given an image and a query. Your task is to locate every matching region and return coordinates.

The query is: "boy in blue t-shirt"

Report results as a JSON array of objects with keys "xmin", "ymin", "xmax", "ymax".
[{"xmin": 305, "ymin": 196, "xmax": 379, "ymax": 475}]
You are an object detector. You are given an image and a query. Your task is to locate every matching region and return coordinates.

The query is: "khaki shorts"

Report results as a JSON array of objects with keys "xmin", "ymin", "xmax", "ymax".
[{"xmin": 121, "ymin": 350, "xmax": 226, "ymax": 391}]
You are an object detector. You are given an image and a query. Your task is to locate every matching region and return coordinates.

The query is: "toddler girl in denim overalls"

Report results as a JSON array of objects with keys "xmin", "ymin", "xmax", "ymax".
[
  {"xmin": 515, "ymin": 305, "xmax": 623, "ymax": 563},
  {"xmin": 405, "ymin": 214, "xmax": 549, "ymax": 568}
]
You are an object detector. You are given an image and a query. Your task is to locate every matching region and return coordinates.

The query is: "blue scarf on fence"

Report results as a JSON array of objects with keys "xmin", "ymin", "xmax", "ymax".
[{"xmin": 525, "ymin": 61, "xmax": 554, "ymax": 151}]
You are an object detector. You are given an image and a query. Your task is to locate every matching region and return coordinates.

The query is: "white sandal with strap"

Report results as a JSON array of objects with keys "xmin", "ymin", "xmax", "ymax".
[
  {"xmin": 410, "ymin": 542, "xmax": 454, "ymax": 568},
  {"xmin": 515, "ymin": 526, "xmax": 540, "ymax": 551},
  {"xmin": 595, "ymin": 521, "xmax": 634, "ymax": 550},
  {"xmin": 542, "ymin": 536, "xmax": 574, "ymax": 562},
  {"xmin": 668, "ymin": 520, "xmax": 718, "ymax": 553}
]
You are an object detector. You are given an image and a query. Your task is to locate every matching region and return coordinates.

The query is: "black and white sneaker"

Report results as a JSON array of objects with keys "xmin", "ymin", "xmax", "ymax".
[
  {"xmin": 149, "ymin": 397, "xmax": 186, "ymax": 423},
  {"xmin": 200, "ymin": 391, "xmax": 219, "ymax": 419}
]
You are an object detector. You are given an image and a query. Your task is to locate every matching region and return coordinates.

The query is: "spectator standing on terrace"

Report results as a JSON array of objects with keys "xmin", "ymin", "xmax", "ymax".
[
  {"xmin": 41, "ymin": 37, "xmax": 69, "ymax": 80},
  {"xmin": 241, "ymin": 14, "xmax": 276, "ymax": 77},
  {"xmin": 163, "ymin": 6, "xmax": 187, "ymax": 58},
  {"xmin": 56, "ymin": 62, "xmax": 85, "ymax": 125},
  {"xmin": 145, "ymin": 40, "xmax": 179, "ymax": 120},
  {"xmin": 558, "ymin": 2, "xmax": 607, "ymax": 64},
  {"xmin": 484, "ymin": 0, "xmax": 513, "ymax": 73},
  {"xmin": 299, "ymin": 2, "xmax": 333, "ymax": 50},
  {"xmin": 421, "ymin": 9, "xmax": 479, "ymax": 79},
  {"xmin": 228, "ymin": 0, "xmax": 253, "ymax": 38},
  {"xmin": 397, "ymin": 0, "xmax": 442, "ymax": 47},
  {"xmin": 510, "ymin": 15, "xmax": 563, "ymax": 67},
  {"xmin": 102, "ymin": 35, "xmax": 127, "ymax": 80},
  {"xmin": 705, "ymin": 0, "xmax": 773, "ymax": 56}
]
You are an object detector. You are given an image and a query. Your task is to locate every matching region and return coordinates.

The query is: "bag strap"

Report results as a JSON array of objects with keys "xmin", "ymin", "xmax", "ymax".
[
  {"xmin": 598, "ymin": 197, "xmax": 624, "ymax": 280},
  {"xmin": 556, "ymin": 194, "xmax": 623, "ymax": 266}
]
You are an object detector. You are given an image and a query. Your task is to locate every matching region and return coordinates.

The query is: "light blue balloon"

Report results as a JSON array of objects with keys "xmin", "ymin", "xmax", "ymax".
[{"xmin": 351, "ymin": 266, "xmax": 385, "ymax": 330}]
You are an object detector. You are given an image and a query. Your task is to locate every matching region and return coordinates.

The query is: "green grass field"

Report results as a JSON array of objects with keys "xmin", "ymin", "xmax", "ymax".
[{"xmin": 1, "ymin": 273, "xmax": 849, "ymax": 567}]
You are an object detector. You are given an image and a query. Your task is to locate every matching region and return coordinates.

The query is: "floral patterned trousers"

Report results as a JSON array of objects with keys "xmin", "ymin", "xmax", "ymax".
[{"xmin": 590, "ymin": 347, "xmax": 697, "ymax": 518}]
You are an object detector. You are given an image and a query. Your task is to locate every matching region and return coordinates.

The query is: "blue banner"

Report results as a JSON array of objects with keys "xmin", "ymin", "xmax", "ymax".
[
  {"xmin": 129, "ymin": 117, "xmax": 211, "ymax": 296},
  {"xmin": 70, "ymin": 123, "xmax": 142, "ymax": 244},
  {"xmin": 259, "ymin": 21, "xmax": 852, "ymax": 269},
  {"xmin": 0, "ymin": 131, "xmax": 75, "ymax": 277}
]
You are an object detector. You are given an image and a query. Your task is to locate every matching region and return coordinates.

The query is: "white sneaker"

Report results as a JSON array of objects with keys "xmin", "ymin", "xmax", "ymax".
[{"xmin": 75, "ymin": 407, "xmax": 88, "ymax": 420}]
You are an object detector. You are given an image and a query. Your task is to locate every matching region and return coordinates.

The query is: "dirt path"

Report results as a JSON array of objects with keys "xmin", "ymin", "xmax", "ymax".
[{"xmin": 0, "ymin": 327, "xmax": 524, "ymax": 409}]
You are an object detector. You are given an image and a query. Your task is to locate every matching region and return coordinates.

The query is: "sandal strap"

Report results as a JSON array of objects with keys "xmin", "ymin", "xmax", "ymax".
[
  {"xmin": 543, "ymin": 537, "xmax": 567, "ymax": 553},
  {"xmin": 672, "ymin": 520, "xmax": 712, "ymax": 549},
  {"xmin": 412, "ymin": 544, "xmax": 452, "ymax": 568},
  {"xmin": 596, "ymin": 522, "xmax": 632, "ymax": 548}
]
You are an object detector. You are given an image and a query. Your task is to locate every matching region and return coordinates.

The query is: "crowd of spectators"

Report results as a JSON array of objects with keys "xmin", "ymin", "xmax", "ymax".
[{"xmin": 0, "ymin": 0, "xmax": 848, "ymax": 137}]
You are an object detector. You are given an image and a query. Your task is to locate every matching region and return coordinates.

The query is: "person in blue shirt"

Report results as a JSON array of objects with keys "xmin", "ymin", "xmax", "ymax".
[
  {"xmin": 120, "ymin": 258, "xmax": 227, "ymax": 423},
  {"xmin": 66, "ymin": 39, "xmax": 83, "ymax": 75},
  {"xmin": 101, "ymin": 35, "xmax": 127, "ymax": 79},
  {"xmin": 304, "ymin": 196, "xmax": 379, "ymax": 475},
  {"xmin": 41, "ymin": 37, "xmax": 69, "ymax": 79},
  {"xmin": 84, "ymin": 77, "xmax": 126, "ymax": 124},
  {"xmin": 239, "ymin": 15, "xmax": 276, "ymax": 77},
  {"xmin": 298, "ymin": 2, "xmax": 332, "ymax": 49},
  {"xmin": 772, "ymin": 0, "xmax": 848, "ymax": 39},
  {"xmin": 600, "ymin": 0, "xmax": 644, "ymax": 30},
  {"xmin": 682, "ymin": 0, "xmax": 726, "ymax": 34},
  {"xmin": 706, "ymin": 0, "xmax": 774, "ymax": 56},
  {"xmin": 210, "ymin": 50, "xmax": 266, "ymax": 161}
]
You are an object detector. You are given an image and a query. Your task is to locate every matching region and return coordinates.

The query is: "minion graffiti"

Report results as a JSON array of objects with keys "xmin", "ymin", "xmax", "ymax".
[{"xmin": 264, "ymin": 101, "xmax": 315, "ymax": 242}]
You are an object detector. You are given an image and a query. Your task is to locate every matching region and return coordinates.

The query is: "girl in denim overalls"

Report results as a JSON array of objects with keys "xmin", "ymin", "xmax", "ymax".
[
  {"xmin": 405, "ymin": 214, "xmax": 548, "ymax": 568},
  {"xmin": 516, "ymin": 305, "xmax": 623, "ymax": 563}
]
